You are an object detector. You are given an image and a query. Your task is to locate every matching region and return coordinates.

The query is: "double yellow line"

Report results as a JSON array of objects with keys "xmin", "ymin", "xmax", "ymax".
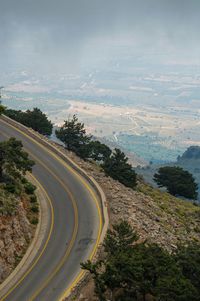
[{"xmin": 0, "ymin": 119, "xmax": 102, "ymax": 301}]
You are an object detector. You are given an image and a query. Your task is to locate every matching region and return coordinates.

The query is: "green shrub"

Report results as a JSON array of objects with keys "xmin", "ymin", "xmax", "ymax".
[
  {"xmin": 0, "ymin": 105, "xmax": 6, "ymax": 115},
  {"xmin": 24, "ymin": 182, "xmax": 36, "ymax": 194},
  {"xmin": 4, "ymin": 108, "xmax": 53, "ymax": 136},
  {"xmin": 31, "ymin": 204, "xmax": 39, "ymax": 213},
  {"xmin": 154, "ymin": 166, "xmax": 198, "ymax": 200},
  {"xmin": 21, "ymin": 177, "xmax": 28, "ymax": 184},
  {"xmin": 102, "ymin": 148, "xmax": 137, "ymax": 188},
  {"xmin": 30, "ymin": 195, "xmax": 37, "ymax": 203},
  {"xmin": 82, "ymin": 221, "xmax": 200, "ymax": 301},
  {"xmin": 4, "ymin": 183, "xmax": 16, "ymax": 193},
  {"xmin": 31, "ymin": 217, "xmax": 39, "ymax": 225},
  {"xmin": 0, "ymin": 188, "xmax": 17, "ymax": 215}
]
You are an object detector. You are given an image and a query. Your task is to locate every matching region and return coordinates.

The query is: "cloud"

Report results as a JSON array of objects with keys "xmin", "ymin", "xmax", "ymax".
[{"xmin": 1, "ymin": 0, "xmax": 200, "ymax": 72}]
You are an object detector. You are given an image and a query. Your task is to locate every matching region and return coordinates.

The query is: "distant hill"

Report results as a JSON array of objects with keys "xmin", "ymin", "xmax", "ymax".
[
  {"xmin": 136, "ymin": 145, "xmax": 200, "ymax": 201},
  {"xmin": 178, "ymin": 146, "xmax": 200, "ymax": 160}
]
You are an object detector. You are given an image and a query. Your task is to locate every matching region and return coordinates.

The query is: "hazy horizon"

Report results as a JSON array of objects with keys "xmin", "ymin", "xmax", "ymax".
[{"xmin": 1, "ymin": 0, "xmax": 200, "ymax": 75}]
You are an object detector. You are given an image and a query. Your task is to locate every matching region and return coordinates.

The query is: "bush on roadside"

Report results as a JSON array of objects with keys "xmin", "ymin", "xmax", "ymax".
[
  {"xmin": 4, "ymin": 183, "xmax": 17, "ymax": 194},
  {"xmin": 30, "ymin": 194, "xmax": 37, "ymax": 203},
  {"xmin": 82, "ymin": 221, "xmax": 200, "ymax": 301},
  {"xmin": 31, "ymin": 204, "xmax": 39, "ymax": 213},
  {"xmin": 24, "ymin": 182, "xmax": 36, "ymax": 194},
  {"xmin": 31, "ymin": 217, "xmax": 39, "ymax": 225}
]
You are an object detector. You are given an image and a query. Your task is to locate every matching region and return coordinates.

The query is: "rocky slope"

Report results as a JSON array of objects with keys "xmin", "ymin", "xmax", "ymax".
[
  {"xmin": 58, "ymin": 147, "xmax": 200, "ymax": 301},
  {"xmin": 0, "ymin": 187, "xmax": 36, "ymax": 283},
  {"xmin": 63, "ymin": 150, "xmax": 200, "ymax": 250}
]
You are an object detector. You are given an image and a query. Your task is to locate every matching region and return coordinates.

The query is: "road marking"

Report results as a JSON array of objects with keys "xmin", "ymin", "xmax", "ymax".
[
  {"xmin": 0, "ymin": 120, "xmax": 103, "ymax": 300},
  {"xmin": 58, "ymin": 195, "xmax": 102, "ymax": 300},
  {"xmin": 27, "ymin": 153, "xmax": 79, "ymax": 300},
  {"xmin": 0, "ymin": 129, "xmax": 79, "ymax": 300}
]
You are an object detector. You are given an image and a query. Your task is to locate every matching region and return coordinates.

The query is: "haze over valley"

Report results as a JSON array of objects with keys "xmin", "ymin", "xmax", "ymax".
[
  {"xmin": 1, "ymin": 64, "xmax": 200, "ymax": 164},
  {"xmin": 1, "ymin": 0, "xmax": 200, "ymax": 164}
]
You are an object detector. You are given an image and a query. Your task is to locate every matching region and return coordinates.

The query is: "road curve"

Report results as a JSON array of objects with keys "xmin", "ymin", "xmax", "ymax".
[{"xmin": 0, "ymin": 118, "xmax": 102, "ymax": 301}]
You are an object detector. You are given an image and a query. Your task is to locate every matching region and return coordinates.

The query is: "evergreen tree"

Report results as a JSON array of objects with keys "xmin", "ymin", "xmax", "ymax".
[
  {"xmin": 102, "ymin": 148, "xmax": 137, "ymax": 188},
  {"xmin": 155, "ymin": 276, "xmax": 198, "ymax": 301},
  {"xmin": 0, "ymin": 105, "xmax": 5, "ymax": 115},
  {"xmin": 82, "ymin": 221, "xmax": 200, "ymax": 301},
  {"xmin": 23, "ymin": 108, "xmax": 53, "ymax": 135},
  {"xmin": 89, "ymin": 140, "xmax": 112, "ymax": 162},
  {"xmin": 175, "ymin": 243, "xmax": 200, "ymax": 294},
  {"xmin": 0, "ymin": 138, "xmax": 34, "ymax": 182},
  {"xmin": 154, "ymin": 166, "xmax": 198, "ymax": 199},
  {"xmin": 56, "ymin": 114, "xmax": 91, "ymax": 154},
  {"xmin": 104, "ymin": 220, "xmax": 138, "ymax": 254},
  {"xmin": 4, "ymin": 108, "xmax": 24, "ymax": 122},
  {"xmin": 5, "ymin": 107, "xmax": 53, "ymax": 136}
]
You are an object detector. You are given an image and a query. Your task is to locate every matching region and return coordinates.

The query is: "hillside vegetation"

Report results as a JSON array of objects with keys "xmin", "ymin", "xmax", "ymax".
[
  {"xmin": 0, "ymin": 183, "xmax": 39, "ymax": 283},
  {"xmin": 137, "ymin": 183, "xmax": 200, "ymax": 239},
  {"xmin": 82, "ymin": 221, "xmax": 200, "ymax": 301},
  {"xmin": 0, "ymin": 137, "xmax": 38, "ymax": 283},
  {"xmin": 56, "ymin": 114, "xmax": 137, "ymax": 188},
  {"xmin": 4, "ymin": 107, "xmax": 53, "ymax": 136},
  {"xmin": 154, "ymin": 166, "xmax": 198, "ymax": 200}
]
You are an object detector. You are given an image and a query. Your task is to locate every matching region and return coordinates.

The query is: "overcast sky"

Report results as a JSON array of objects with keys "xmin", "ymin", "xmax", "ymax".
[{"xmin": 1, "ymin": 0, "xmax": 200, "ymax": 74}]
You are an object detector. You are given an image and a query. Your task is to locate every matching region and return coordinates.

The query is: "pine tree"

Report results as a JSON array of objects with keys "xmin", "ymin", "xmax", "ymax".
[
  {"xmin": 102, "ymin": 148, "xmax": 137, "ymax": 188},
  {"xmin": 154, "ymin": 166, "xmax": 198, "ymax": 199},
  {"xmin": 5, "ymin": 107, "xmax": 53, "ymax": 136},
  {"xmin": 82, "ymin": 221, "xmax": 200, "ymax": 301},
  {"xmin": 89, "ymin": 140, "xmax": 112, "ymax": 162},
  {"xmin": 56, "ymin": 114, "xmax": 91, "ymax": 154},
  {"xmin": 0, "ymin": 105, "xmax": 5, "ymax": 115},
  {"xmin": 0, "ymin": 138, "xmax": 34, "ymax": 182}
]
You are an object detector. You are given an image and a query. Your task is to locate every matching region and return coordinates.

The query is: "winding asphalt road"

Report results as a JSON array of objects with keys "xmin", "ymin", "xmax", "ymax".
[{"xmin": 0, "ymin": 118, "xmax": 102, "ymax": 301}]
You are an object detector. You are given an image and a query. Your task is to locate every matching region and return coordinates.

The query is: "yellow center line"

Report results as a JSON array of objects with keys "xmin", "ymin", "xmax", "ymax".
[
  {"xmin": 0, "ymin": 129, "xmax": 79, "ymax": 300},
  {"xmin": 0, "ymin": 119, "xmax": 103, "ymax": 301},
  {"xmin": 28, "ymin": 153, "xmax": 79, "ymax": 301}
]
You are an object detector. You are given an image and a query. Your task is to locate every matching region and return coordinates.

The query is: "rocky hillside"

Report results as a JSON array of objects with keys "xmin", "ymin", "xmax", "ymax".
[
  {"xmin": 72, "ymin": 155, "xmax": 200, "ymax": 250},
  {"xmin": 44, "ymin": 140, "xmax": 200, "ymax": 252},
  {"xmin": 61, "ymin": 148, "xmax": 200, "ymax": 300},
  {"xmin": 0, "ymin": 186, "xmax": 38, "ymax": 283}
]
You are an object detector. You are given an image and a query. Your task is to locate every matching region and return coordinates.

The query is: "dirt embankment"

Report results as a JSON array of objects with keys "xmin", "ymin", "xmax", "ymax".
[{"xmin": 0, "ymin": 188, "xmax": 38, "ymax": 284}]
